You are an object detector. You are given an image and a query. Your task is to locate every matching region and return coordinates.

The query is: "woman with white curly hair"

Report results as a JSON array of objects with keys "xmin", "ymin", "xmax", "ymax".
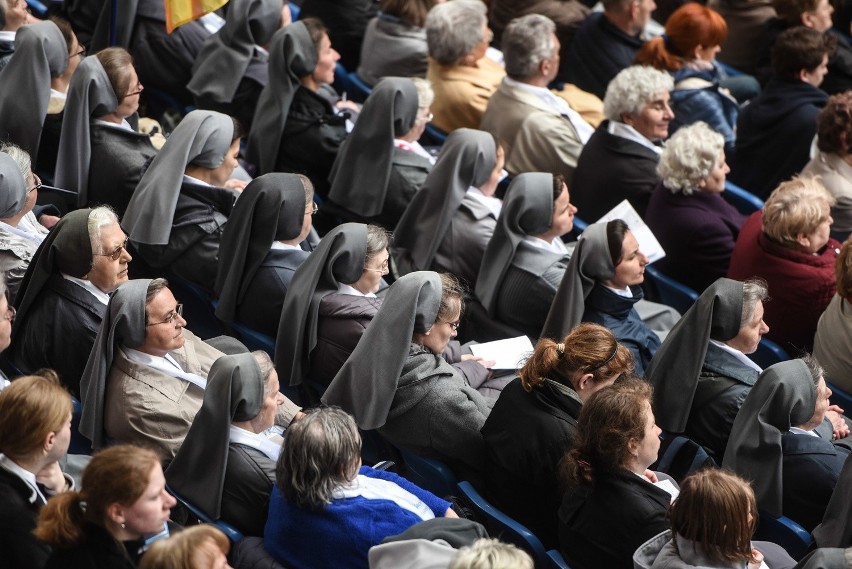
[{"xmin": 645, "ymin": 121, "xmax": 746, "ymax": 292}]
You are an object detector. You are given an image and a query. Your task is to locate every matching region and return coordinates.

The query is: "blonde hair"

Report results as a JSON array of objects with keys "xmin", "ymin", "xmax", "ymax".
[
  {"xmin": 139, "ymin": 525, "xmax": 230, "ymax": 569},
  {"xmin": 762, "ymin": 177, "xmax": 836, "ymax": 248},
  {"xmin": 0, "ymin": 374, "xmax": 71, "ymax": 460},
  {"xmin": 449, "ymin": 538, "xmax": 534, "ymax": 569}
]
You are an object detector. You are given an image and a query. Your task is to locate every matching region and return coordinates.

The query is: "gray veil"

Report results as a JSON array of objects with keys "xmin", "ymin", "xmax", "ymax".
[{"xmin": 0, "ymin": 152, "xmax": 27, "ymax": 220}]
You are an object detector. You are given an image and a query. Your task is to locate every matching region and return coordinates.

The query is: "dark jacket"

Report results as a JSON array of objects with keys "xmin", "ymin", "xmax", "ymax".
[
  {"xmin": 36, "ymin": 110, "xmax": 63, "ymax": 183},
  {"xmin": 571, "ymin": 122, "xmax": 661, "ymax": 221},
  {"xmin": 645, "ymin": 185, "xmax": 746, "ymax": 292},
  {"xmin": 730, "ymin": 78, "xmax": 827, "ymax": 199},
  {"xmin": 87, "ymin": 123, "xmax": 158, "ymax": 215},
  {"xmin": 276, "ymin": 86, "xmax": 348, "ymax": 199},
  {"xmin": 558, "ymin": 470, "xmax": 672, "ymax": 569},
  {"xmin": 481, "ymin": 378, "xmax": 581, "ymax": 548},
  {"xmin": 11, "ymin": 274, "xmax": 107, "ymax": 397},
  {"xmin": 688, "ymin": 343, "xmax": 759, "ymax": 462},
  {"xmin": 782, "ymin": 432, "xmax": 851, "ymax": 532},
  {"xmin": 44, "ymin": 522, "xmax": 142, "ymax": 569},
  {"xmin": 670, "ymin": 66, "xmax": 739, "ymax": 153},
  {"xmin": 564, "ymin": 12, "xmax": 643, "ymax": 100},
  {"xmin": 0, "ymin": 39, "xmax": 14, "ymax": 73},
  {"xmin": 222, "ymin": 444, "xmax": 276, "ymax": 537},
  {"xmin": 370, "ymin": 148, "xmax": 432, "ymax": 231},
  {"xmin": 0, "ymin": 467, "xmax": 51, "ymax": 568},
  {"xmin": 234, "ymin": 248, "xmax": 310, "ymax": 336},
  {"xmin": 193, "ymin": 74, "xmax": 264, "ymax": 135},
  {"xmin": 311, "ymin": 292, "xmax": 382, "ymax": 385},
  {"xmin": 583, "ymin": 283, "xmax": 660, "ymax": 375}
]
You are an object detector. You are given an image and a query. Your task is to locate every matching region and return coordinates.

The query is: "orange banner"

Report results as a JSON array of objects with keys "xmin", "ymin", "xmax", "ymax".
[{"xmin": 164, "ymin": 0, "xmax": 229, "ymax": 33}]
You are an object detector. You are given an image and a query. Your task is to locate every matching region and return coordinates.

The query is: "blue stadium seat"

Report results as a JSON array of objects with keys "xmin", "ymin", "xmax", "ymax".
[
  {"xmin": 547, "ymin": 549, "xmax": 572, "ymax": 569},
  {"xmin": 396, "ymin": 447, "xmax": 458, "ymax": 498},
  {"xmin": 749, "ymin": 337, "xmax": 790, "ymax": 369},
  {"xmin": 572, "ymin": 216, "xmax": 589, "ymax": 234},
  {"xmin": 70, "ymin": 396, "xmax": 94, "ymax": 455},
  {"xmin": 166, "ymin": 484, "xmax": 244, "ymax": 543},
  {"xmin": 162, "ymin": 272, "xmax": 227, "ymax": 340},
  {"xmin": 226, "ymin": 320, "xmax": 275, "ymax": 358},
  {"xmin": 289, "ymin": 1, "xmax": 300, "ymax": 20},
  {"xmin": 457, "ymin": 481, "xmax": 549, "ymax": 567},
  {"xmin": 422, "ymin": 123, "xmax": 448, "ymax": 146},
  {"xmin": 827, "ymin": 381, "xmax": 852, "ymax": 412},
  {"xmin": 723, "ymin": 181, "xmax": 764, "ymax": 216},
  {"xmin": 644, "ymin": 265, "xmax": 699, "ymax": 315},
  {"xmin": 347, "ymin": 72, "xmax": 373, "ymax": 103},
  {"xmin": 25, "ymin": 0, "xmax": 48, "ymax": 17},
  {"xmin": 753, "ymin": 510, "xmax": 814, "ymax": 560}
]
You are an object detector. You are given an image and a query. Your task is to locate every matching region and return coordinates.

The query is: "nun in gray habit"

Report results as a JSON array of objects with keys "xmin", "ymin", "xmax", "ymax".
[
  {"xmin": 327, "ymin": 77, "xmax": 426, "ymax": 229},
  {"xmin": 0, "ymin": 21, "xmax": 68, "ymax": 162},
  {"xmin": 722, "ymin": 359, "xmax": 851, "ymax": 532},
  {"xmin": 188, "ymin": 0, "xmax": 284, "ymax": 133},
  {"xmin": 122, "ymin": 109, "xmax": 237, "ymax": 293},
  {"xmin": 166, "ymin": 353, "xmax": 278, "ymax": 537},
  {"xmin": 54, "ymin": 53, "xmax": 157, "ymax": 212},
  {"xmin": 213, "ymin": 173, "xmax": 310, "ymax": 335},
  {"xmin": 322, "ymin": 271, "xmax": 494, "ymax": 481},
  {"xmin": 392, "ymin": 128, "xmax": 497, "ymax": 287}
]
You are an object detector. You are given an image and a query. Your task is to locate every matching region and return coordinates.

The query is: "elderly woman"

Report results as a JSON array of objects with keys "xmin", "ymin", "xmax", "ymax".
[
  {"xmin": 328, "ymin": 77, "xmax": 435, "ymax": 229},
  {"xmin": 476, "ymin": 172, "xmax": 576, "ymax": 339},
  {"xmin": 214, "ymin": 173, "xmax": 315, "ymax": 335},
  {"xmin": 140, "ymin": 525, "xmax": 230, "ymax": 569},
  {"xmin": 723, "ymin": 356, "xmax": 851, "ymax": 532},
  {"xmin": 815, "ymin": 239, "xmax": 852, "ymax": 393},
  {"xmin": 122, "ymin": 110, "xmax": 242, "ymax": 294},
  {"xmin": 482, "ymin": 323, "xmax": 634, "ymax": 548},
  {"xmin": 571, "ymin": 66, "xmax": 675, "ymax": 221},
  {"xmin": 558, "ymin": 378, "xmax": 672, "ymax": 569},
  {"xmin": 11, "ymin": 207, "xmax": 130, "ymax": 396},
  {"xmin": 393, "ymin": 128, "xmax": 503, "ymax": 286},
  {"xmin": 802, "ymin": 92, "xmax": 852, "ymax": 241},
  {"xmin": 247, "ymin": 18, "xmax": 352, "ymax": 196},
  {"xmin": 728, "ymin": 177, "xmax": 840, "ymax": 352},
  {"xmin": 645, "ymin": 122, "xmax": 746, "ymax": 291},
  {"xmin": 357, "ymin": 0, "xmax": 439, "ymax": 85},
  {"xmin": 166, "ymin": 352, "xmax": 286, "ymax": 537},
  {"xmin": 0, "ymin": 374, "xmax": 73, "ymax": 567},
  {"xmin": 55, "ymin": 47, "xmax": 159, "ymax": 214},
  {"xmin": 323, "ymin": 271, "xmax": 494, "ymax": 481},
  {"xmin": 36, "ymin": 445, "xmax": 177, "ymax": 568},
  {"xmin": 188, "ymin": 0, "xmax": 286, "ymax": 133},
  {"xmin": 425, "ymin": 0, "xmax": 505, "ymax": 132},
  {"xmin": 635, "ymin": 4, "xmax": 740, "ymax": 151},
  {"xmin": 264, "ymin": 406, "xmax": 456, "ymax": 569},
  {"xmin": 646, "ymin": 278, "xmax": 768, "ymax": 461}
]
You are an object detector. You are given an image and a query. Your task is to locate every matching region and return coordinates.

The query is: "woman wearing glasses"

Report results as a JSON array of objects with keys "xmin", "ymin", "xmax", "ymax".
[{"xmin": 214, "ymin": 173, "xmax": 316, "ymax": 335}]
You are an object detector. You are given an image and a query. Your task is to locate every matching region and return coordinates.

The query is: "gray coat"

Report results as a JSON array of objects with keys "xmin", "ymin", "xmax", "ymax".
[{"xmin": 432, "ymin": 193, "xmax": 497, "ymax": 288}]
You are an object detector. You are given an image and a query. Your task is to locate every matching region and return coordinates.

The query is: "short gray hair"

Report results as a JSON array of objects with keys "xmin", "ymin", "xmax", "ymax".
[
  {"xmin": 276, "ymin": 407, "xmax": 361, "ymax": 510},
  {"xmin": 144, "ymin": 278, "xmax": 169, "ymax": 326},
  {"xmin": 365, "ymin": 224, "xmax": 391, "ymax": 263},
  {"xmin": 411, "ymin": 77, "xmax": 434, "ymax": 109},
  {"xmin": 0, "ymin": 143, "xmax": 32, "ymax": 187},
  {"xmin": 251, "ymin": 350, "xmax": 276, "ymax": 392},
  {"xmin": 604, "ymin": 65, "xmax": 674, "ymax": 121},
  {"xmin": 426, "ymin": 0, "xmax": 487, "ymax": 66},
  {"xmin": 502, "ymin": 14, "xmax": 557, "ymax": 80},
  {"xmin": 657, "ymin": 122, "xmax": 725, "ymax": 195},
  {"xmin": 296, "ymin": 174, "xmax": 314, "ymax": 206},
  {"xmin": 800, "ymin": 353, "xmax": 825, "ymax": 386},
  {"xmin": 87, "ymin": 206, "xmax": 120, "ymax": 256},
  {"xmin": 449, "ymin": 538, "xmax": 534, "ymax": 569},
  {"xmin": 741, "ymin": 278, "xmax": 769, "ymax": 328}
]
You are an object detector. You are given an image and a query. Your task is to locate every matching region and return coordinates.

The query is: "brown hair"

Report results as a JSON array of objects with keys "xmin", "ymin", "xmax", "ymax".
[
  {"xmin": 35, "ymin": 445, "xmax": 161, "ymax": 547},
  {"xmin": 670, "ymin": 469, "xmax": 758, "ymax": 565},
  {"xmin": 772, "ymin": 0, "xmax": 821, "ymax": 23},
  {"xmin": 816, "ymin": 92, "xmax": 852, "ymax": 155},
  {"xmin": 606, "ymin": 219, "xmax": 631, "ymax": 267},
  {"xmin": 231, "ymin": 116, "xmax": 245, "ymax": 144},
  {"xmin": 0, "ymin": 375, "xmax": 71, "ymax": 460},
  {"xmin": 139, "ymin": 525, "xmax": 230, "ymax": 569},
  {"xmin": 552, "ymin": 173, "xmax": 567, "ymax": 202},
  {"xmin": 635, "ymin": 3, "xmax": 728, "ymax": 71},
  {"xmin": 771, "ymin": 27, "xmax": 836, "ymax": 79},
  {"xmin": 50, "ymin": 16, "xmax": 75, "ymax": 56},
  {"xmin": 437, "ymin": 272, "xmax": 465, "ymax": 321},
  {"xmin": 836, "ymin": 237, "xmax": 852, "ymax": 300},
  {"xmin": 144, "ymin": 278, "xmax": 170, "ymax": 326},
  {"xmin": 380, "ymin": 0, "xmax": 440, "ymax": 28},
  {"xmin": 560, "ymin": 377, "xmax": 653, "ymax": 487},
  {"xmin": 301, "ymin": 17, "xmax": 328, "ymax": 57},
  {"xmin": 95, "ymin": 47, "xmax": 134, "ymax": 99},
  {"xmin": 519, "ymin": 323, "xmax": 633, "ymax": 391}
]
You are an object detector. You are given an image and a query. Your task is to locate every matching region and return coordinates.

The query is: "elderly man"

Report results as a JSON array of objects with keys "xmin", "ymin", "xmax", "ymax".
[
  {"xmin": 0, "ymin": 0, "xmax": 31, "ymax": 71},
  {"xmin": 570, "ymin": 65, "xmax": 674, "ymax": 222},
  {"xmin": 79, "ymin": 278, "xmax": 301, "ymax": 460},
  {"xmin": 11, "ymin": 207, "xmax": 129, "ymax": 397},
  {"xmin": 481, "ymin": 14, "xmax": 595, "ymax": 183}
]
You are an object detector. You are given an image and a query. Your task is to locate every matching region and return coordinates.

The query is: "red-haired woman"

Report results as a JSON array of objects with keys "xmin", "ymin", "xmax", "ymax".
[{"xmin": 635, "ymin": 3, "xmax": 744, "ymax": 153}]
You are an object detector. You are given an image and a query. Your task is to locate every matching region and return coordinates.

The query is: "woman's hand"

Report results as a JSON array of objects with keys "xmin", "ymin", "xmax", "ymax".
[
  {"xmin": 643, "ymin": 469, "xmax": 658, "ymax": 483},
  {"xmin": 38, "ymin": 214, "xmax": 60, "ymax": 230},
  {"xmin": 461, "ymin": 354, "xmax": 496, "ymax": 369},
  {"xmin": 748, "ymin": 547, "xmax": 765, "ymax": 569},
  {"xmin": 224, "ymin": 178, "xmax": 247, "ymax": 192},
  {"xmin": 826, "ymin": 407, "xmax": 850, "ymax": 439},
  {"xmin": 36, "ymin": 461, "xmax": 68, "ymax": 494},
  {"xmin": 444, "ymin": 507, "xmax": 459, "ymax": 518}
]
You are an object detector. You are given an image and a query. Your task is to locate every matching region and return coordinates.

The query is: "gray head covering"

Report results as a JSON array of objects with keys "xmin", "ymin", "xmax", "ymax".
[
  {"xmin": 645, "ymin": 278, "xmax": 744, "ymax": 432},
  {"xmin": 0, "ymin": 21, "xmax": 68, "ymax": 158},
  {"xmin": 122, "ymin": 109, "xmax": 234, "ymax": 246},
  {"xmin": 540, "ymin": 222, "xmax": 615, "ymax": 340},
  {"xmin": 0, "ymin": 152, "xmax": 27, "ymax": 220},
  {"xmin": 214, "ymin": 173, "xmax": 307, "ymax": 323},
  {"xmin": 89, "ymin": 0, "xmax": 138, "ymax": 50},
  {"xmin": 328, "ymin": 77, "xmax": 419, "ymax": 217},
  {"xmin": 475, "ymin": 172, "xmax": 555, "ymax": 316},
  {"xmin": 276, "ymin": 223, "xmax": 368, "ymax": 387},
  {"xmin": 79, "ymin": 278, "xmax": 151, "ymax": 449},
  {"xmin": 188, "ymin": 0, "xmax": 284, "ymax": 104},
  {"xmin": 54, "ymin": 55, "xmax": 118, "ymax": 204},
  {"xmin": 246, "ymin": 21, "xmax": 317, "ymax": 174},
  {"xmin": 722, "ymin": 359, "xmax": 818, "ymax": 517},
  {"xmin": 165, "ymin": 352, "xmax": 264, "ymax": 519},
  {"xmin": 392, "ymin": 128, "xmax": 496, "ymax": 274},
  {"xmin": 322, "ymin": 271, "xmax": 441, "ymax": 429}
]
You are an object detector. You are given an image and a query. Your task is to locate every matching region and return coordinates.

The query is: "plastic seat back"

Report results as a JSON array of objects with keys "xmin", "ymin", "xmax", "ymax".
[
  {"xmin": 397, "ymin": 447, "xmax": 458, "ymax": 498},
  {"xmin": 749, "ymin": 337, "xmax": 790, "ymax": 369},
  {"xmin": 723, "ymin": 181, "xmax": 764, "ymax": 215},
  {"xmin": 644, "ymin": 265, "xmax": 699, "ymax": 315},
  {"xmin": 754, "ymin": 510, "xmax": 814, "ymax": 560},
  {"xmin": 166, "ymin": 484, "xmax": 244, "ymax": 543}
]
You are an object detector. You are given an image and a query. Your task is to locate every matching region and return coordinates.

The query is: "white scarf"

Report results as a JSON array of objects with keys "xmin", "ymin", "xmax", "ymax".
[
  {"xmin": 229, "ymin": 425, "xmax": 283, "ymax": 461},
  {"xmin": 333, "ymin": 474, "xmax": 435, "ymax": 521},
  {"xmin": 123, "ymin": 348, "xmax": 208, "ymax": 390}
]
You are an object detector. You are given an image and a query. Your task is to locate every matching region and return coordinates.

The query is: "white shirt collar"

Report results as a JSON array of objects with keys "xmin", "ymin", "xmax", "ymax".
[
  {"xmin": 523, "ymin": 235, "xmax": 568, "ymax": 255},
  {"xmin": 270, "ymin": 241, "xmax": 302, "ymax": 251},
  {"xmin": 229, "ymin": 425, "xmax": 282, "ymax": 461},
  {"xmin": 708, "ymin": 339, "xmax": 763, "ymax": 373},
  {"xmin": 789, "ymin": 426, "xmax": 820, "ymax": 437},
  {"xmin": 503, "ymin": 77, "xmax": 594, "ymax": 144},
  {"xmin": 466, "ymin": 187, "xmax": 502, "ymax": 218},
  {"xmin": 0, "ymin": 454, "xmax": 45, "ymax": 504},
  {"xmin": 0, "ymin": 31, "xmax": 15, "ymax": 41},
  {"xmin": 337, "ymin": 283, "xmax": 376, "ymax": 298},
  {"xmin": 393, "ymin": 138, "xmax": 436, "ymax": 163},
  {"xmin": 182, "ymin": 174, "xmax": 211, "ymax": 187},
  {"xmin": 49, "ymin": 88, "xmax": 67, "ymax": 100},
  {"xmin": 0, "ymin": 219, "xmax": 45, "ymax": 245},
  {"xmin": 62, "ymin": 273, "xmax": 111, "ymax": 305},
  {"xmin": 123, "ymin": 347, "xmax": 209, "ymax": 390},
  {"xmin": 608, "ymin": 121, "xmax": 661, "ymax": 154},
  {"xmin": 605, "ymin": 284, "xmax": 633, "ymax": 298},
  {"xmin": 93, "ymin": 118, "xmax": 134, "ymax": 132}
]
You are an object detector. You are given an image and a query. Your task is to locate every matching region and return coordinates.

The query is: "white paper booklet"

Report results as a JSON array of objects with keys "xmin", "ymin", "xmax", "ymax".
[
  {"xmin": 595, "ymin": 200, "xmax": 666, "ymax": 263},
  {"xmin": 469, "ymin": 336, "xmax": 535, "ymax": 370}
]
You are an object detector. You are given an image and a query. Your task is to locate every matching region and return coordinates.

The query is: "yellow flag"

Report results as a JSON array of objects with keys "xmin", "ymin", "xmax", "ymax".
[{"xmin": 164, "ymin": 0, "xmax": 230, "ymax": 33}]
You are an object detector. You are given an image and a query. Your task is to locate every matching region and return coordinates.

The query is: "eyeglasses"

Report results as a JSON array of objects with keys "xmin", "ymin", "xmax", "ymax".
[
  {"xmin": 94, "ymin": 237, "xmax": 129, "ymax": 262},
  {"xmin": 440, "ymin": 320, "xmax": 460, "ymax": 331},
  {"xmin": 363, "ymin": 258, "xmax": 390, "ymax": 274},
  {"xmin": 27, "ymin": 173, "xmax": 42, "ymax": 194},
  {"xmin": 418, "ymin": 111, "xmax": 434, "ymax": 123},
  {"xmin": 147, "ymin": 303, "xmax": 184, "ymax": 327},
  {"xmin": 306, "ymin": 204, "xmax": 319, "ymax": 216},
  {"xmin": 122, "ymin": 83, "xmax": 144, "ymax": 99},
  {"xmin": 3, "ymin": 305, "xmax": 15, "ymax": 323},
  {"xmin": 74, "ymin": 47, "xmax": 86, "ymax": 59}
]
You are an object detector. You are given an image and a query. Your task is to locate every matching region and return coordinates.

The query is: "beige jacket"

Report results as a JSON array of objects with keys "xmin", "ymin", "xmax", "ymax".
[
  {"xmin": 801, "ymin": 151, "xmax": 852, "ymax": 235},
  {"xmin": 427, "ymin": 56, "xmax": 505, "ymax": 133}
]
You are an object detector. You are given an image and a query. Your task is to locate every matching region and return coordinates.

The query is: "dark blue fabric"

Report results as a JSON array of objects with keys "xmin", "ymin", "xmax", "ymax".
[
  {"xmin": 670, "ymin": 66, "xmax": 739, "ymax": 153},
  {"xmin": 235, "ymin": 248, "xmax": 310, "ymax": 336}
]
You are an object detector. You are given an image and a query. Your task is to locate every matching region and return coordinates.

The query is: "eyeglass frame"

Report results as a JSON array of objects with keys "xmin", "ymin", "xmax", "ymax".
[
  {"xmin": 306, "ymin": 204, "xmax": 319, "ymax": 216},
  {"xmin": 93, "ymin": 237, "xmax": 129, "ymax": 262},
  {"xmin": 363, "ymin": 258, "xmax": 390, "ymax": 274},
  {"xmin": 73, "ymin": 47, "xmax": 86, "ymax": 59},
  {"xmin": 122, "ymin": 82, "xmax": 144, "ymax": 99},
  {"xmin": 146, "ymin": 303, "xmax": 184, "ymax": 327},
  {"xmin": 439, "ymin": 319, "xmax": 460, "ymax": 331},
  {"xmin": 27, "ymin": 173, "xmax": 42, "ymax": 194}
]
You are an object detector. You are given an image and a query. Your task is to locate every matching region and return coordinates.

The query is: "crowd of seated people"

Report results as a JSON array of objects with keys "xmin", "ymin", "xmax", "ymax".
[{"xmin": 4, "ymin": 1, "xmax": 852, "ymax": 567}]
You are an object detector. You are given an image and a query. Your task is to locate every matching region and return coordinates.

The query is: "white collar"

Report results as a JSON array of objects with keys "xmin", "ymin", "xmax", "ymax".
[
  {"xmin": 466, "ymin": 187, "xmax": 502, "ymax": 218},
  {"xmin": 93, "ymin": 118, "xmax": 134, "ymax": 132},
  {"xmin": 0, "ymin": 454, "xmax": 45, "ymax": 504},
  {"xmin": 229, "ymin": 425, "xmax": 282, "ymax": 461},
  {"xmin": 604, "ymin": 284, "xmax": 633, "ymax": 298},
  {"xmin": 182, "ymin": 174, "xmax": 211, "ymax": 187},
  {"xmin": 503, "ymin": 77, "xmax": 594, "ymax": 143},
  {"xmin": 394, "ymin": 138, "xmax": 436, "ymax": 163},
  {"xmin": 523, "ymin": 235, "xmax": 568, "ymax": 255},
  {"xmin": 337, "ymin": 283, "xmax": 376, "ymax": 298},
  {"xmin": 0, "ymin": 31, "xmax": 15, "ymax": 41},
  {"xmin": 19, "ymin": 212, "xmax": 49, "ymax": 239},
  {"xmin": 123, "ymin": 347, "xmax": 208, "ymax": 390},
  {"xmin": 607, "ymin": 121, "xmax": 662, "ymax": 154},
  {"xmin": 271, "ymin": 241, "xmax": 302, "ymax": 251},
  {"xmin": 49, "ymin": 88, "xmax": 67, "ymax": 100},
  {"xmin": 789, "ymin": 426, "xmax": 820, "ymax": 437},
  {"xmin": 255, "ymin": 44, "xmax": 269, "ymax": 57},
  {"xmin": 333, "ymin": 472, "xmax": 435, "ymax": 521},
  {"xmin": 62, "ymin": 273, "xmax": 111, "ymax": 305},
  {"xmin": 0, "ymin": 218, "xmax": 45, "ymax": 245},
  {"xmin": 708, "ymin": 339, "xmax": 763, "ymax": 373},
  {"xmin": 199, "ymin": 12, "xmax": 226, "ymax": 34}
]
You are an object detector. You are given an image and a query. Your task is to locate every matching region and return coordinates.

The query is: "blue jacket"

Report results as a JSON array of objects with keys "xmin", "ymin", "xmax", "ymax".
[{"xmin": 671, "ymin": 66, "xmax": 739, "ymax": 154}]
